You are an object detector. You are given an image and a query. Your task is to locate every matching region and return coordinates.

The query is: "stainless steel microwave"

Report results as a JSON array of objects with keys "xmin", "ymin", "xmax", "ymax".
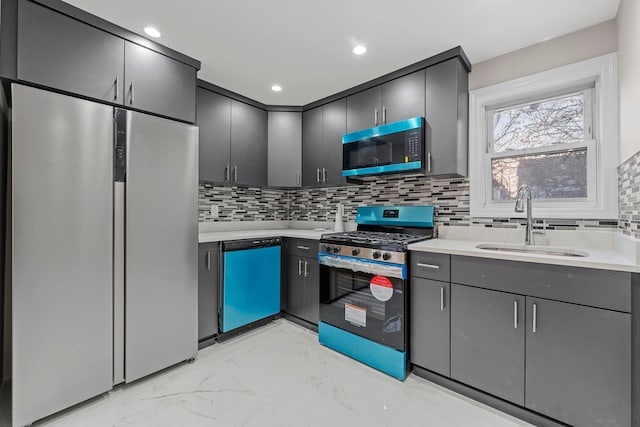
[{"xmin": 341, "ymin": 117, "xmax": 425, "ymax": 178}]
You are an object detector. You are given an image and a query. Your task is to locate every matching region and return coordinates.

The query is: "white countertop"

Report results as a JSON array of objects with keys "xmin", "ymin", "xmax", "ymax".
[
  {"xmin": 408, "ymin": 227, "xmax": 640, "ymax": 273},
  {"xmin": 199, "ymin": 228, "xmax": 330, "ymax": 243}
]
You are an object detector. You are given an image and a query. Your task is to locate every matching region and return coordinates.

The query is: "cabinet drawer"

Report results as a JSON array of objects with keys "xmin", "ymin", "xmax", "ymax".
[
  {"xmin": 410, "ymin": 252, "xmax": 450, "ymax": 282},
  {"xmin": 286, "ymin": 238, "xmax": 318, "ymax": 259},
  {"xmin": 451, "ymin": 255, "xmax": 631, "ymax": 312}
]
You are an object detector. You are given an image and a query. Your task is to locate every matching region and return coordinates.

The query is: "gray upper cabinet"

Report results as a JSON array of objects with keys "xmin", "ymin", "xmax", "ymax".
[
  {"xmin": 302, "ymin": 107, "xmax": 324, "ymax": 186},
  {"xmin": 450, "ymin": 284, "xmax": 526, "ymax": 405},
  {"xmin": 198, "ymin": 243, "xmax": 219, "ymax": 341},
  {"xmin": 322, "ymin": 98, "xmax": 347, "ymax": 186},
  {"xmin": 346, "ymin": 86, "xmax": 381, "ymax": 133},
  {"xmin": 124, "ymin": 42, "xmax": 196, "ymax": 123},
  {"xmin": 410, "ymin": 277, "xmax": 450, "ymax": 377},
  {"xmin": 380, "ymin": 69, "xmax": 425, "ymax": 124},
  {"xmin": 17, "ymin": 0, "xmax": 124, "ymax": 103},
  {"xmin": 197, "ymin": 87, "xmax": 231, "ymax": 183},
  {"xmin": 346, "ymin": 70, "xmax": 425, "ymax": 133},
  {"xmin": 525, "ymin": 298, "xmax": 631, "ymax": 427},
  {"xmin": 230, "ymin": 100, "xmax": 268, "ymax": 187},
  {"xmin": 302, "ymin": 99, "xmax": 346, "ymax": 187},
  {"xmin": 14, "ymin": 1, "xmax": 198, "ymax": 123},
  {"xmin": 425, "ymin": 58, "xmax": 468, "ymax": 177},
  {"xmin": 197, "ymin": 86, "xmax": 268, "ymax": 187},
  {"xmin": 268, "ymin": 111, "xmax": 302, "ymax": 187}
]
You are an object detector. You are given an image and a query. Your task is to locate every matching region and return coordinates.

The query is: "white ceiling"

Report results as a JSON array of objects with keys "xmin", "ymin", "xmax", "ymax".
[{"xmin": 64, "ymin": 0, "xmax": 620, "ymax": 106}]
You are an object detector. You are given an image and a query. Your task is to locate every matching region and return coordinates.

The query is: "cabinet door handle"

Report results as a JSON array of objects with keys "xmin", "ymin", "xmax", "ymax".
[
  {"xmin": 298, "ymin": 259, "xmax": 303, "ymax": 276},
  {"xmin": 322, "ymin": 168, "xmax": 327, "ymax": 183},
  {"xmin": 114, "ymin": 76, "xmax": 119, "ymax": 101},
  {"xmin": 374, "ymin": 108, "xmax": 379, "ymax": 126},
  {"xmin": 224, "ymin": 165, "xmax": 229, "ymax": 182},
  {"xmin": 316, "ymin": 168, "xmax": 321, "ymax": 183},
  {"xmin": 440, "ymin": 287, "xmax": 445, "ymax": 311},
  {"xmin": 532, "ymin": 303, "xmax": 537, "ymax": 333},
  {"xmin": 513, "ymin": 300, "xmax": 518, "ymax": 329},
  {"xmin": 296, "ymin": 171, "xmax": 300, "ymax": 186},
  {"xmin": 416, "ymin": 262, "xmax": 439, "ymax": 270},
  {"xmin": 129, "ymin": 81, "xmax": 134, "ymax": 105},
  {"xmin": 233, "ymin": 166, "xmax": 238, "ymax": 182},
  {"xmin": 296, "ymin": 246, "xmax": 310, "ymax": 250},
  {"xmin": 304, "ymin": 261, "xmax": 309, "ymax": 277},
  {"xmin": 382, "ymin": 106, "xmax": 387, "ymax": 124},
  {"xmin": 206, "ymin": 251, "xmax": 211, "ymax": 270},
  {"xmin": 427, "ymin": 152, "xmax": 432, "ymax": 172}
]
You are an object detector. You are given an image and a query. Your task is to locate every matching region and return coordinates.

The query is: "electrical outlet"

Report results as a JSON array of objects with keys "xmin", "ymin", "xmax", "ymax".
[{"xmin": 210, "ymin": 204, "xmax": 219, "ymax": 219}]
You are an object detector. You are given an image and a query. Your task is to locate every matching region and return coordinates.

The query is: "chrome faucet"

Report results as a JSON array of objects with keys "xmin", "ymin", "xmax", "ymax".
[{"xmin": 514, "ymin": 185, "xmax": 534, "ymax": 245}]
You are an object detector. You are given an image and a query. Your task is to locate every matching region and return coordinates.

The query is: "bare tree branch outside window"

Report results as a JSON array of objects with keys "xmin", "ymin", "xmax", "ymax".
[{"xmin": 489, "ymin": 93, "xmax": 587, "ymax": 200}]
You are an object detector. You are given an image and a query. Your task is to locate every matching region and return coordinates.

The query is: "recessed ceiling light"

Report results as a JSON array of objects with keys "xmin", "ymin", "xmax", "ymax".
[
  {"xmin": 271, "ymin": 85, "xmax": 282, "ymax": 92},
  {"xmin": 144, "ymin": 27, "xmax": 161, "ymax": 38},
  {"xmin": 353, "ymin": 45, "xmax": 367, "ymax": 55}
]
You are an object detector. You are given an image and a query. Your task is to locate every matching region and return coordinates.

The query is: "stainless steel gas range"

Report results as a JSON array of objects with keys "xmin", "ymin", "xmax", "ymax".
[{"xmin": 318, "ymin": 205, "xmax": 435, "ymax": 380}]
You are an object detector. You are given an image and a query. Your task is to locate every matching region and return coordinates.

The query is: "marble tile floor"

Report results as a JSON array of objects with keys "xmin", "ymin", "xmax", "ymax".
[{"xmin": 4, "ymin": 320, "xmax": 533, "ymax": 427}]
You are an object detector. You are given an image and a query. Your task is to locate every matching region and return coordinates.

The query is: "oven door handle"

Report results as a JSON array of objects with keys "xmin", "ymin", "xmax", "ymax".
[{"xmin": 318, "ymin": 253, "xmax": 406, "ymax": 279}]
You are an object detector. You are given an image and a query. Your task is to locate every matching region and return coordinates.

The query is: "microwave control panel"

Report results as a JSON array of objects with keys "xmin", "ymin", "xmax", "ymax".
[{"xmin": 404, "ymin": 129, "xmax": 422, "ymax": 163}]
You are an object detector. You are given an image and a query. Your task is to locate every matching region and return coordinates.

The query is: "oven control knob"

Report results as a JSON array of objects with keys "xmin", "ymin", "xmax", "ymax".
[
  {"xmin": 325, "ymin": 246, "xmax": 333, "ymax": 253},
  {"xmin": 352, "ymin": 249, "xmax": 360, "ymax": 256},
  {"xmin": 373, "ymin": 251, "xmax": 381, "ymax": 259},
  {"xmin": 383, "ymin": 252, "xmax": 392, "ymax": 261},
  {"xmin": 333, "ymin": 247, "xmax": 341, "ymax": 254}
]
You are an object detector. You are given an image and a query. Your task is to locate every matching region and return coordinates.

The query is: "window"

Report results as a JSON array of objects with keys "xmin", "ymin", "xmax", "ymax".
[{"xmin": 469, "ymin": 53, "xmax": 618, "ymax": 219}]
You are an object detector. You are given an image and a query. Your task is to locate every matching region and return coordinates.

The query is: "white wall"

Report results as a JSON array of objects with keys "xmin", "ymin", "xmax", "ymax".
[
  {"xmin": 469, "ymin": 20, "xmax": 617, "ymax": 91},
  {"xmin": 617, "ymin": 0, "xmax": 640, "ymax": 163}
]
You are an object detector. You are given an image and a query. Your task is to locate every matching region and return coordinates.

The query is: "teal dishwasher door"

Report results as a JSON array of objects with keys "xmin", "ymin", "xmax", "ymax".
[{"xmin": 222, "ymin": 245, "xmax": 281, "ymax": 332}]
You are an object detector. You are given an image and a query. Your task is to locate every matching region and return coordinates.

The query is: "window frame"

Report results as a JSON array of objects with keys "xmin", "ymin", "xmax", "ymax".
[{"xmin": 469, "ymin": 53, "xmax": 619, "ymax": 219}]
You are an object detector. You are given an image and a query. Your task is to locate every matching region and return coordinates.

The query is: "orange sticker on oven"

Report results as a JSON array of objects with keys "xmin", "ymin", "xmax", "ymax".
[{"xmin": 370, "ymin": 275, "xmax": 393, "ymax": 302}]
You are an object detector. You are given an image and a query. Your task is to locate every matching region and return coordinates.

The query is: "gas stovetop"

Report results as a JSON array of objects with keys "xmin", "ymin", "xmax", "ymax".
[
  {"xmin": 321, "ymin": 230, "xmax": 431, "ymax": 250},
  {"xmin": 319, "ymin": 206, "xmax": 435, "ymax": 263},
  {"xmin": 320, "ymin": 230, "xmax": 434, "ymax": 264}
]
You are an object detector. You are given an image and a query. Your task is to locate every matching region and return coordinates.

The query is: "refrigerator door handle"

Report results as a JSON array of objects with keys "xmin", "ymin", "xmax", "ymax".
[
  {"xmin": 113, "ymin": 182, "xmax": 125, "ymax": 385},
  {"xmin": 129, "ymin": 81, "xmax": 135, "ymax": 105}
]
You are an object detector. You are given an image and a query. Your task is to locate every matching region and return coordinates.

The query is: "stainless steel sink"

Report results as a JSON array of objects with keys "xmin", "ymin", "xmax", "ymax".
[{"xmin": 475, "ymin": 243, "xmax": 588, "ymax": 257}]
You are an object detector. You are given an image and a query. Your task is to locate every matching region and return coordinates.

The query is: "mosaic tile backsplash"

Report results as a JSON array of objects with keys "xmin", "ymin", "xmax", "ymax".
[
  {"xmin": 200, "ymin": 171, "xmax": 626, "ymax": 234},
  {"xmin": 199, "ymin": 183, "xmax": 288, "ymax": 222},
  {"xmin": 618, "ymin": 150, "xmax": 640, "ymax": 239}
]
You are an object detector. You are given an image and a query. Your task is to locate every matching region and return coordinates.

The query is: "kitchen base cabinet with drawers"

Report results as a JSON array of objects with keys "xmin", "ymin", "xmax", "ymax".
[
  {"xmin": 283, "ymin": 239, "xmax": 319, "ymax": 328},
  {"xmin": 409, "ymin": 251, "xmax": 452, "ymax": 377},
  {"xmin": 409, "ymin": 251, "xmax": 636, "ymax": 427}
]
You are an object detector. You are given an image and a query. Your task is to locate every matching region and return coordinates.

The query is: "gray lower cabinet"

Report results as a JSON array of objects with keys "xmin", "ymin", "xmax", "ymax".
[
  {"xmin": 268, "ymin": 111, "xmax": 302, "ymax": 187},
  {"xmin": 286, "ymin": 256, "xmax": 319, "ymax": 324},
  {"xmin": 302, "ymin": 99, "xmax": 346, "ymax": 186},
  {"xmin": 346, "ymin": 70, "xmax": 425, "ymax": 133},
  {"xmin": 198, "ymin": 243, "xmax": 219, "ymax": 341},
  {"xmin": 197, "ymin": 87, "xmax": 231, "ymax": 183},
  {"xmin": 525, "ymin": 298, "xmax": 631, "ymax": 427},
  {"xmin": 285, "ymin": 239, "xmax": 319, "ymax": 324},
  {"xmin": 17, "ymin": 0, "xmax": 124, "ymax": 103},
  {"xmin": 124, "ymin": 42, "xmax": 197, "ymax": 123},
  {"xmin": 424, "ymin": 57, "xmax": 468, "ymax": 177},
  {"xmin": 231, "ymin": 100, "xmax": 268, "ymax": 186},
  {"xmin": 450, "ymin": 284, "xmax": 526, "ymax": 405},
  {"xmin": 410, "ymin": 278, "xmax": 450, "ymax": 376}
]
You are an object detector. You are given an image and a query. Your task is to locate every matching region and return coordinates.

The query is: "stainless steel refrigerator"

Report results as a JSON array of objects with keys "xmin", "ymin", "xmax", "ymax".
[{"xmin": 10, "ymin": 84, "xmax": 198, "ymax": 427}]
